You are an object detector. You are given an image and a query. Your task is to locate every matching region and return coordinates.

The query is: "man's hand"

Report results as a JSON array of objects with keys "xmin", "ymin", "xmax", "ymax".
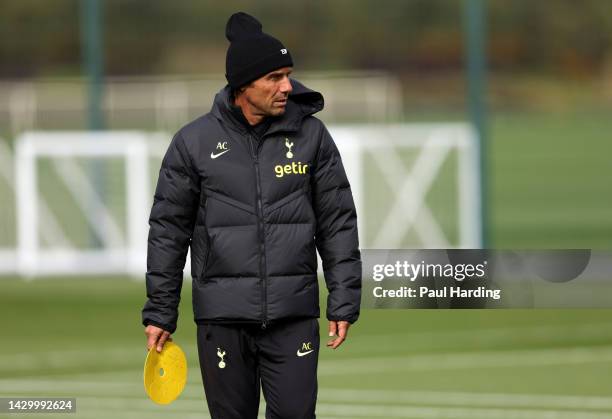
[
  {"xmin": 327, "ymin": 320, "xmax": 350, "ymax": 350},
  {"xmin": 145, "ymin": 324, "xmax": 172, "ymax": 353}
]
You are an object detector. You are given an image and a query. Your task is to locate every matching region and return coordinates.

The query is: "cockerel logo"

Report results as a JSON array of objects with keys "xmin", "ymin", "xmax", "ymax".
[{"xmin": 285, "ymin": 138, "xmax": 294, "ymax": 159}]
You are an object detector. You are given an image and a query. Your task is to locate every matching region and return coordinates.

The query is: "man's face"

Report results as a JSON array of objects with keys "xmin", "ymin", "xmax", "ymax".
[{"xmin": 240, "ymin": 67, "xmax": 293, "ymax": 117}]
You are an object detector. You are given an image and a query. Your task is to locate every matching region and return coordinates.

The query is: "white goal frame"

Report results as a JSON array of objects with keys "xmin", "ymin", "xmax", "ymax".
[
  {"xmin": 15, "ymin": 132, "xmax": 154, "ymax": 277},
  {"xmin": 334, "ymin": 123, "xmax": 482, "ymax": 250}
]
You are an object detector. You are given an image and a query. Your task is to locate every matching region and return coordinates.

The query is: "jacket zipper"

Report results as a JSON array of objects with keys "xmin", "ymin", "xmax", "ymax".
[{"xmin": 249, "ymin": 135, "xmax": 268, "ymax": 329}]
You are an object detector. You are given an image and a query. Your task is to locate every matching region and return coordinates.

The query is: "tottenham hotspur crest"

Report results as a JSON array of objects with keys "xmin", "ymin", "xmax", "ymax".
[
  {"xmin": 217, "ymin": 348, "xmax": 226, "ymax": 369},
  {"xmin": 285, "ymin": 138, "xmax": 294, "ymax": 159}
]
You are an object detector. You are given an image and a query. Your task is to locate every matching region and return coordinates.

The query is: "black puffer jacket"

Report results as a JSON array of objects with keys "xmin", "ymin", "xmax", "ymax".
[{"xmin": 142, "ymin": 79, "xmax": 361, "ymax": 333}]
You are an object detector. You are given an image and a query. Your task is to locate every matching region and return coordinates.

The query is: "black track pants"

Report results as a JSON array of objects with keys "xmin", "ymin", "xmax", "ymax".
[{"xmin": 196, "ymin": 318, "xmax": 319, "ymax": 419}]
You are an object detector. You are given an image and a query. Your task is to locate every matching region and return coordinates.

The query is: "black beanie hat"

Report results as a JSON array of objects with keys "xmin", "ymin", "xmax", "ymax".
[{"xmin": 225, "ymin": 12, "xmax": 293, "ymax": 89}]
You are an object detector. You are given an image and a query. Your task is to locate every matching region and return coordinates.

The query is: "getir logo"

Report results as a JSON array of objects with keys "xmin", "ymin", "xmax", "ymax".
[{"xmin": 274, "ymin": 161, "xmax": 309, "ymax": 178}]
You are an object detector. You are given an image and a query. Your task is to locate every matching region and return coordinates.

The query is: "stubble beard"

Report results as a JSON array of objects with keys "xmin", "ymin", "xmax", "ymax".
[{"xmin": 247, "ymin": 96, "xmax": 286, "ymax": 119}]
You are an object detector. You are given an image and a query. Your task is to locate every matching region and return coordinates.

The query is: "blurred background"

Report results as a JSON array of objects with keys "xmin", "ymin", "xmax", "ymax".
[{"xmin": 1, "ymin": 1, "xmax": 611, "ymax": 418}]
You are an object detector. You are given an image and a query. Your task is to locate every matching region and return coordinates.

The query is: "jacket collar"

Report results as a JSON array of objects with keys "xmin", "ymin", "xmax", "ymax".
[{"xmin": 210, "ymin": 79, "xmax": 324, "ymax": 137}]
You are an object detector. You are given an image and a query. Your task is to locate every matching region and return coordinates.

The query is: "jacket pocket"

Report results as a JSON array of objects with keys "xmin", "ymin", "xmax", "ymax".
[
  {"xmin": 303, "ymin": 187, "xmax": 317, "ymax": 226},
  {"xmin": 190, "ymin": 225, "xmax": 209, "ymax": 281},
  {"xmin": 192, "ymin": 196, "xmax": 212, "ymax": 281},
  {"xmin": 199, "ymin": 231, "xmax": 213, "ymax": 280},
  {"xmin": 264, "ymin": 186, "xmax": 316, "ymax": 227},
  {"xmin": 199, "ymin": 198, "xmax": 212, "ymax": 281},
  {"xmin": 264, "ymin": 187, "xmax": 307, "ymax": 216}
]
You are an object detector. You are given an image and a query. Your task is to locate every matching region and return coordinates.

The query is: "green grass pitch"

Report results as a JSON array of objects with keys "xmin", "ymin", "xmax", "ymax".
[{"xmin": 2, "ymin": 277, "xmax": 612, "ymax": 418}]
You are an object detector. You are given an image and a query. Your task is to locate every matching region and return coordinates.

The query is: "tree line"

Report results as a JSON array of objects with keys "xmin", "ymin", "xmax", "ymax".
[{"xmin": 2, "ymin": 0, "xmax": 611, "ymax": 79}]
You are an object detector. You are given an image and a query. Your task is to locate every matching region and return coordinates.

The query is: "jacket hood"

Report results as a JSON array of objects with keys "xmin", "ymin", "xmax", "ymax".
[{"xmin": 211, "ymin": 78, "xmax": 324, "ymax": 135}]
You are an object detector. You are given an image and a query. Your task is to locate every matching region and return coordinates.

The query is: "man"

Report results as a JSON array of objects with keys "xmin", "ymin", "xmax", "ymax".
[{"xmin": 142, "ymin": 12, "xmax": 361, "ymax": 419}]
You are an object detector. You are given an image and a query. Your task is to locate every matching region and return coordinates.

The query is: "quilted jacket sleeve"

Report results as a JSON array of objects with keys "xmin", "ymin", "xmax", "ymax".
[
  {"xmin": 142, "ymin": 132, "xmax": 200, "ymax": 333},
  {"xmin": 311, "ymin": 124, "xmax": 362, "ymax": 324}
]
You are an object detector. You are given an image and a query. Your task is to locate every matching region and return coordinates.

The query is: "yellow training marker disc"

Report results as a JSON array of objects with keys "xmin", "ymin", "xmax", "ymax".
[{"xmin": 144, "ymin": 341, "xmax": 187, "ymax": 404}]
